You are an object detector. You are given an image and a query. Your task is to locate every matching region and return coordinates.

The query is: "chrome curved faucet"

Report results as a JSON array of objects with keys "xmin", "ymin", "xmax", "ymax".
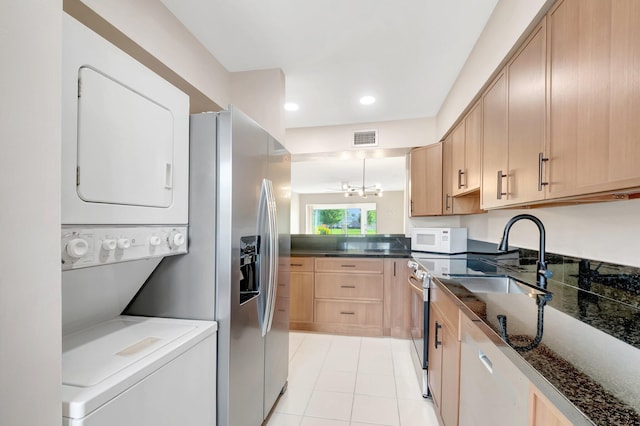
[{"xmin": 497, "ymin": 213, "xmax": 552, "ymax": 289}]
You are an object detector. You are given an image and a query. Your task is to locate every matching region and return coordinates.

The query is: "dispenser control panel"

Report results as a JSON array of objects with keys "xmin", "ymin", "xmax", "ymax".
[{"xmin": 61, "ymin": 226, "xmax": 188, "ymax": 270}]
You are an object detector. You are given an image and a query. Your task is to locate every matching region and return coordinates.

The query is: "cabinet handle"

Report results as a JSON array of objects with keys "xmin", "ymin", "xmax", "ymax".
[
  {"xmin": 445, "ymin": 193, "xmax": 451, "ymax": 210},
  {"xmin": 538, "ymin": 152, "xmax": 549, "ymax": 191},
  {"xmin": 497, "ymin": 170, "xmax": 507, "ymax": 200},
  {"xmin": 341, "ymin": 264, "xmax": 356, "ymax": 268},
  {"xmin": 478, "ymin": 350, "xmax": 493, "ymax": 374},
  {"xmin": 393, "ymin": 262, "xmax": 397, "ymax": 276},
  {"xmin": 291, "ymin": 263, "xmax": 303, "ymax": 267},
  {"xmin": 340, "ymin": 311, "xmax": 355, "ymax": 315},
  {"xmin": 457, "ymin": 169, "xmax": 465, "ymax": 189},
  {"xmin": 340, "ymin": 285, "xmax": 356, "ymax": 288},
  {"xmin": 435, "ymin": 322, "xmax": 442, "ymax": 348}
]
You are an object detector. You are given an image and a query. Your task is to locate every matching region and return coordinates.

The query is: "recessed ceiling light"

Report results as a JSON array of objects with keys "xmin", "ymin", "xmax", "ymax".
[
  {"xmin": 359, "ymin": 96, "xmax": 376, "ymax": 105},
  {"xmin": 284, "ymin": 102, "xmax": 299, "ymax": 111}
]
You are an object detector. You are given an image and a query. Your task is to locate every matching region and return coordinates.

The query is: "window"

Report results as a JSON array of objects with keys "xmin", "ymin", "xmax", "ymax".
[{"xmin": 306, "ymin": 203, "xmax": 377, "ymax": 235}]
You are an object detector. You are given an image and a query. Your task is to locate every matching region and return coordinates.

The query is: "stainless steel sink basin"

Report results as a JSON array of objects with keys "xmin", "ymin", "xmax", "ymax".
[{"xmin": 448, "ymin": 275, "xmax": 543, "ymax": 295}]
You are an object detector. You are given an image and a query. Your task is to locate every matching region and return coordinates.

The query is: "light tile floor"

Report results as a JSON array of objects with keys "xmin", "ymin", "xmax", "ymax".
[{"xmin": 267, "ymin": 332, "xmax": 439, "ymax": 426}]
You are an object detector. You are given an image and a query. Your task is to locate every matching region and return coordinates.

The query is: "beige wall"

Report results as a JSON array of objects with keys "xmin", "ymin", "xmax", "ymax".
[
  {"xmin": 0, "ymin": 2, "xmax": 62, "ymax": 425},
  {"xmin": 230, "ymin": 69, "xmax": 286, "ymax": 143},
  {"xmin": 294, "ymin": 191, "xmax": 404, "ymax": 235},
  {"xmin": 64, "ymin": 0, "xmax": 286, "ymax": 140},
  {"xmin": 286, "ymin": 117, "xmax": 436, "ymax": 154}
]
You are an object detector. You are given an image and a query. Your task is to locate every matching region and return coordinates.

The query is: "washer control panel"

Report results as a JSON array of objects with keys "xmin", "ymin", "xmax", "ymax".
[{"xmin": 62, "ymin": 226, "xmax": 188, "ymax": 270}]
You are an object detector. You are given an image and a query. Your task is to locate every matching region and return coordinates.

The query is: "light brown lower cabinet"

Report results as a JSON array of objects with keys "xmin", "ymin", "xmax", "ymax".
[
  {"xmin": 288, "ymin": 257, "xmax": 315, "ymax": 328},
  {"xmin": 288, "ymin": 257, "xmax": 412, "ymax": 337},
  {"xmin": 528, "ymin": 384, "xmax": 573, "ymax": 426},
  {"xmin": 429, "ymin": 286, "xmax": 461, "ymax": 426}
]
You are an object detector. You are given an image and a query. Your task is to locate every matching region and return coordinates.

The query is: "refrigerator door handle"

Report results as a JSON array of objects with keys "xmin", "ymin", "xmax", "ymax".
[
  {"xmin": 265, "ymin": 179, "xmax": 279, "ymax": 334},
  {"xmin": 258, "ymin": 179, "xmax": 278, "ymax": 337}
]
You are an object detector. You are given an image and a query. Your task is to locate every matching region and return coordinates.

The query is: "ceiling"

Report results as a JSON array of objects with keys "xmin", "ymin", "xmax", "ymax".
[{"xmin": 159, "ymin": 0, "xmax": 499, "ymax": 194}]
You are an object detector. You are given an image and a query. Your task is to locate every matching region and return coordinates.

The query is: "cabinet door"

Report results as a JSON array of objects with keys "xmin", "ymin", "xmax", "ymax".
[
  {"xmin": 441, "ymin": 319, "xmax": 460, "ymax": 426},
  {"xmin": 507, "ymin": 19, "xmax": 547, "ymax": 204},
  {"xmin": 528, "ymin": 384, "xmax": 573, "ymax": 426},
  {"xmin": 464, "ymin": 101, "xmax": 482, "ymax": 193},
  {"xmin": 410, "ymin": 144, "xmax": 443, "ymax": 216},
  {"xmin": 428, "ymin": 308, "xmax": 443, "ymax": 410},
  {"xmin": 548, "ymin": 0, "xmax": 640, "ymax": 198},
  {"xmin": 451, "ymin": 121, "xmax": 467, "ymax": 196},
  {"xmin": 481, "ymin": 71, "xmax": 509, "ymax": 209},
  {"xmin": 290, "ymin": 271, "xmax": 314, "ymax": 323},
  {"xmin": 387, "ymin": 259, "xmax": 410, "ymax": 338}
]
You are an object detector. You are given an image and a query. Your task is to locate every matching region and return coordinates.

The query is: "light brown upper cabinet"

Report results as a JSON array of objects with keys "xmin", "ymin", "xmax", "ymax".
[
  {"xmin": 547, "ymin": 0, "xmax": 640, "ymax": 199},
  {"xmin": 481, "ymin": 71, "xmax": 508, "ymax": 209},
  {"xmin": 481, "ymin": 19, "xmax": 547, "ymax": 208},
  {"xmin": 506, "ymin": 18, "xmax": 548, "ymax": 205},
  {"xmin": 410, "ymin": 143, "xmax": 443, "ymax": 216},
  {"xmin": 451, "ymin": 101, "xmax": 482, "ymax": 197}
]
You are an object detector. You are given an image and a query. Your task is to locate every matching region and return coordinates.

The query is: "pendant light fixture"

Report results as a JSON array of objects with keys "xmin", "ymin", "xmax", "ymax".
[{"xmin": 342, "ymin": 158, "xmax": 383, "ymax": 198}]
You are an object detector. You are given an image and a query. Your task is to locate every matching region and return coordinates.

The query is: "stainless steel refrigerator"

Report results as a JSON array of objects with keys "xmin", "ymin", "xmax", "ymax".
[{"xmin": 127, "ymin": 106, "xmax": 290, "ymax": 425}]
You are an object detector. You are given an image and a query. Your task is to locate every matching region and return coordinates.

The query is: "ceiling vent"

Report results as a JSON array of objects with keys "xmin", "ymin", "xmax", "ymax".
[{"xmin": 353, "ymin": 129, "xmax": 378, "ymax": 148}]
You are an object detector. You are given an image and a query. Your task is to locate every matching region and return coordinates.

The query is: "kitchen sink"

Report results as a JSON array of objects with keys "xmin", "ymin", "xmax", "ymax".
[{"xmin": 448, "ymin": 275, "xmax": 544, "ymax": 295}]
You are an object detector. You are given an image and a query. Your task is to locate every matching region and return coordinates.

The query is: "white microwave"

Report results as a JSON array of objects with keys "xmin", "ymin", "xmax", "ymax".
[{"xmin": 411, "ymin": 227, "xmax": 468, "ymax": 253}]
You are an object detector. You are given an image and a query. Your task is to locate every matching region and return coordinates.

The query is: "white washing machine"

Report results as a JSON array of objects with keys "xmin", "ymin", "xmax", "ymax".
[{"xmin": 62, "ymin": 316, "xmax": 217, "ymax": 426}]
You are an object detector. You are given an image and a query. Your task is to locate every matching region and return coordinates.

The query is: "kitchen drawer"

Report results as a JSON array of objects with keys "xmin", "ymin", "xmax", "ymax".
[
  {"xmin": 315, "ymin": 257, "xmax": 384, "ymax": 274},
  {"xmin": 272, "ymin": 297, "xmax": 289, "ymax": 327},
  {"xmin": 290, "ymin": 257, "xmax": 315, "ymax": 272},
  {"xmin": 315, "ymin": 273, "xmax": 383, "ymax": 301},
  {"xmin": 315, "ymin": 300, "xmax": 383, "ymax": 326},
  {"xmin": 431, "ymin": 280, "xmax": 460, "ymax": 334},
  {"xmin": 282, "ymin": 257, "xmax": 314, "ymax": 272}
]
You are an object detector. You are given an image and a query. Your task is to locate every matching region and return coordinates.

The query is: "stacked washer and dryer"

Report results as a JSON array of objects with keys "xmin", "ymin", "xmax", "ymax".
[{"xmin": 60, "ymin": 15, "xmax": 217, "ymax": 426}]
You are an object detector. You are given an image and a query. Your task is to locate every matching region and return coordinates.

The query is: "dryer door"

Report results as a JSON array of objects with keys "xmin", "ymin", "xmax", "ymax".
[{"xmin": 77, "ymin": 66, "xmax": 174, "ymax": 208}]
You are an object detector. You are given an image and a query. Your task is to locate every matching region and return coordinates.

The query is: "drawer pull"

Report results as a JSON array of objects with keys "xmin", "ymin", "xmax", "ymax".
[
  {"xmin": 341, "ymin": 264, "xmax": 356, "ymax": 268},
  {"xmin": 291, "ymin": 263, "xmax": 303, "ymax": 267},
  {"xmin": 340, "ymin": 311, "xmax": 355, "ymax": 315},
  {"xmin": 278, "ymin": 309, "xmax": 286, "ymax": 312},
  {"xmin": 478, "ymin": 350, "xmax": 493, "ymax": 374},
  {"xmin": 340, "ymin": 285, "xmax": 356, "ymax": 288}
]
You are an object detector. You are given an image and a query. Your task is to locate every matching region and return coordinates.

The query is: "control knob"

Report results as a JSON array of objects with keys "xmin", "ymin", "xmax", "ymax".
[
  {"xmin": 101, "ymin": 239, "xmax": 117, "ymax": 251},
  {"xmin": 66, "ymin": 238, "xmax": 89, "ymax": 259},
  {"xmin": 168, "ymin": 231, "xmax": 185, "ymax": 249},
  {"xmin": 117, "ymin": 238, "xmax": 131, "ymax": 250}
]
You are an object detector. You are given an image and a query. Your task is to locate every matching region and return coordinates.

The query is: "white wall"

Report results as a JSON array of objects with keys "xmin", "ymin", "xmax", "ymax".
[
  {"xmin": 230, "ymin": 68, "xmax": 286, "ymax": 143},
  {"xmin": 286, "ymin": 116, "xmax": 436, "ymax": 154},
  {"xmin": 461, "ymin": 199, "xmax": 640, "ymax": 268},
  {"xmin": 294, "ymin": 191, "xmax": 405, "ymax": 235},
  {"xmin": 0, "ymin": 2, "xmax": 62, "ymax": 425}
]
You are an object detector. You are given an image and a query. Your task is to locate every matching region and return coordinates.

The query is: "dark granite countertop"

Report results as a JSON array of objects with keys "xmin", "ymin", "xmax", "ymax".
[
  {"xmin": 291, "ymin": 249, "xmax": 410, "ymax": 258},
  {"xmin": 418, "ymin": 254, "xmax": 640, "ymax": 426}
]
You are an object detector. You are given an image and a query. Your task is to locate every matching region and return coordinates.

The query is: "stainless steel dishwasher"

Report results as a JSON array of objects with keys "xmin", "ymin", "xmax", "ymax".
[{"xmin": 459, "ymin": 314, "xmax": 529, "ymax": 426}]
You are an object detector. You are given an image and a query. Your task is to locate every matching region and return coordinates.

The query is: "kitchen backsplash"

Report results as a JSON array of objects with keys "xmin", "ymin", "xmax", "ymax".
[{"xmin": 508, "ymin": 248, "xmax": 640, "ymax": 351}]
